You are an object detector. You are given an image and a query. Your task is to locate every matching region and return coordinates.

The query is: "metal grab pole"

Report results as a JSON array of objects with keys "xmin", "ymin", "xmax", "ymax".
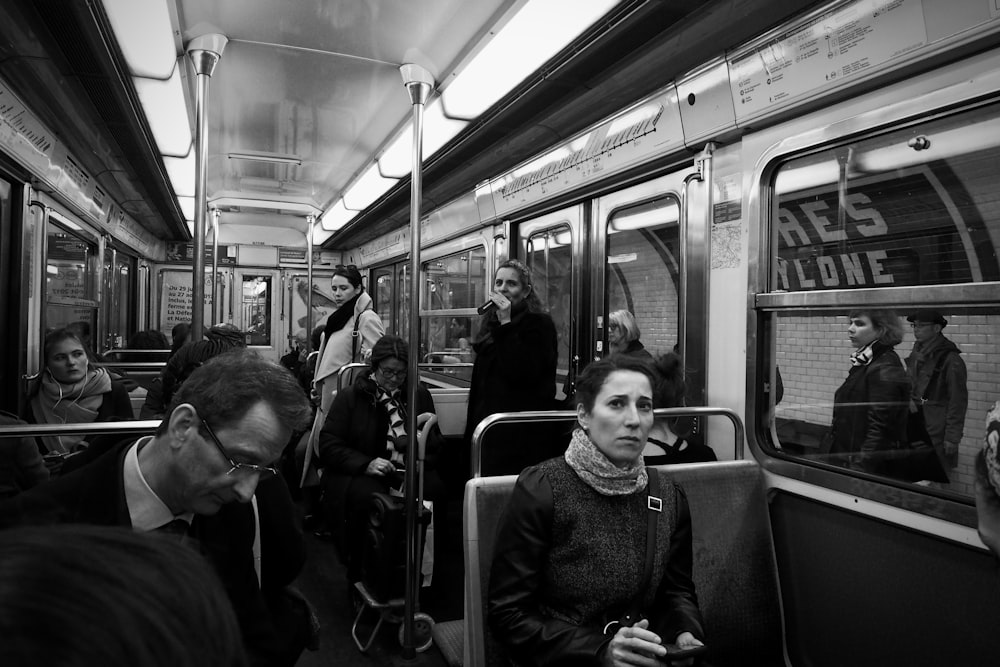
[
  {"xmin": 211, "ymin": 207, "xmax": 220, "ymax": 323},
  {"xmin": 186, "ymin": 34, "xmax": 227, "ymax": 342},
  {"xmin": 400, "ymin": 63, "xmax": 434, "ymax": 660},
  {"xmin": 306, "ymin": 214, "xmax": 315, "ymax": 352}
]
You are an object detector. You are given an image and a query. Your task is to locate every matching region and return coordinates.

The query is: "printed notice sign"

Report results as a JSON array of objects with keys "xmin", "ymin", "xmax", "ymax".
[
  {"xmin": 0, "ymin": 79, "xmax": 57, "ymax": 173},
  {"xmin": 729, "ymin": 0, "xmax": 926, "ymax": 122}
]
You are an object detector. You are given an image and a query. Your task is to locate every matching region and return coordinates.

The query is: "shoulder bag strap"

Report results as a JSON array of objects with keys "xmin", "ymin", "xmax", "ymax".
[
  {"xmin": 619, "ymin": 468, "xmax": 661, "ymax": 626},
  {"xmin": 350, "ymin": 310, "xmax": 363, "ymax": 362}
]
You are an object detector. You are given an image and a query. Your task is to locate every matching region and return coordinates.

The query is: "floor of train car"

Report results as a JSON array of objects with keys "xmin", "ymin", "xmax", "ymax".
[{"xmin": 293, "ymin": 497, "xmax": 464, "ymax": 666}]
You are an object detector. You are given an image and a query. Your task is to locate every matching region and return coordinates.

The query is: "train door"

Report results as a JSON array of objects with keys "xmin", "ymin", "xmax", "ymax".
[
  {"xmin": 518, "ymin": 206, "xmax": 585, "ymax": 402},
  {"xmin": 102, "ymin": 244, "xmax": 136, "ymax": 351},
  {"xmin": 592, "ymin": 167, "xmax": 706, "ymax": 387},
  {"xmin": 233, "ymin": 269, "xmax": 280, "ymax": 363}
]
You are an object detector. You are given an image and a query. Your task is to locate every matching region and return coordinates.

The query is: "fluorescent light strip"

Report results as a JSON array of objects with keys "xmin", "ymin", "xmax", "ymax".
[
  {"xmin": 320, "ymin": 199, "xmax": 357, "ymax": 231},
  {"xmin": 134, "ymin": 67, "xmax": 192, "ymax": 157},
  {"xmin": 379, "ymin": 99, "xmax": 467, "ymax": 178},
  {"xmin": 342, "ymin": 163, "xmax": 399, "ymax": 211},
  {"xmin": 163, "ymin": 150, "xmax": 195, "ymax": 198},
  {"xmin": 102, "ymin": 0, "xmax": 176, "ymax": 79},
  {"xmin": 441, "ymin": 0, "xmax": 618, "ymax": 119}
]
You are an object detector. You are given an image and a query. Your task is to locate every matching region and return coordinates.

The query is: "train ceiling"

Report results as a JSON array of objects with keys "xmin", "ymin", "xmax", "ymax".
[{"xmin": 0, "ymin": 0, "xmax": 818, "ymax": 250}]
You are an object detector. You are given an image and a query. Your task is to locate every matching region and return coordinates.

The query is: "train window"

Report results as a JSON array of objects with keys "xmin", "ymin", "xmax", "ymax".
[
  {"xmin": 526, "ymin": 226, "xmax": 572, "ymax": 400},
  {"xmin": 241, "ymin": 275, "xmax": 272, "ymax": 346},
  {"xmin": 44, "ymin": 218, "xmax": 98, "ymax": 334},
  {"xmin": 374, "ymin": 266, "xmax": 393, "ymax": 331},
  {"xmin": 418, "ymin": 248, "xmax": 485, "ymax": 380},
  {"xmin": 398, "ymin": 264, "xmax": 410, "ymax": 340},
  {"xmin": 605, "ymin": 196, "xmax": 681, "ymax": 357},
  {"xmin": 771, "ymin": 104, "xmax": 1000, "ymax": 291},
  {"xmin": 761, "ymin": 102, "xmax": 1000, "ymax": 501}
]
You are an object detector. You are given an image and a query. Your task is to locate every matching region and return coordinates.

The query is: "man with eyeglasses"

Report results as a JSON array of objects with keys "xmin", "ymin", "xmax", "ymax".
[
  {"xmin": 4, "ymin": 349, "xmax": 313, "ymax": 666},
  {"xmin": 905, "ymin": 309, "xmax": 968, "ymax": 471}
]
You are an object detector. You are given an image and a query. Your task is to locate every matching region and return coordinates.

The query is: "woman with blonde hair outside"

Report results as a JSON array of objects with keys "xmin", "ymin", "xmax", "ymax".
[{"xmin": 607, "ymin": 310, "xmax": 652, "ymax": 362}]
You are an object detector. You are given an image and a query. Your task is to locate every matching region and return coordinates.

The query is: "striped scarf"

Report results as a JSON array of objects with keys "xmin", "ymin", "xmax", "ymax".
[
  {"xmin": 374, "ymin": 377, "xmax": 407, "ymax": 466},
  {"xmin": 849, "ymin": 341, "xmax": 876, "ymax": 367}
]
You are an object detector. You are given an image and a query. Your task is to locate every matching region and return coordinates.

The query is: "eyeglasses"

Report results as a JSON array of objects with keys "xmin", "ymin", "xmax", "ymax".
[
  {"xmin": 910, "ymin": 322, "xmax": 935, "ymax": 329},
  {"xmin": 199, "ymin": 417, "xmax": 279, "ymax": 478},
  {"xmin": 608, "ymin": 322, "xmax": 621, "ymax": 330},
  {"xmin": 335, "ymin": 264, "xmax": 358, "ymax": 270},
  {"xmin": 377, "ymin": 367, "xmax": 407, "ymax": 380}
]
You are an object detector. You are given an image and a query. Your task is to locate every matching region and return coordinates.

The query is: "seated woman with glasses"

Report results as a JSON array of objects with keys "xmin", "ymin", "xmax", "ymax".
[{"xmin": 317, "ymin": 335, "xmax": 445, "ymax": 583}]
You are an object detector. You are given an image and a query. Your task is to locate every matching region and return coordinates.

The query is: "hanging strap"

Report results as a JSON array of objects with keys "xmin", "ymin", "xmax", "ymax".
[{"xmin": 610, "ymin": 468, "xmax": 661, "ymax": 630}]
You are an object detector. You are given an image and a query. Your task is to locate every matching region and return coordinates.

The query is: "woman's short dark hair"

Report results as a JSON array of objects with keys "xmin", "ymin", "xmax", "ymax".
[
  {"xmin": 42, "ymin": 328, "xmax": 85, "ymax": 364},
  {"xmin": 369, "ymin": 334, "xmax": 408, "ymax": 372},
  {"xmin": 574, "ymin": 354, "xmax": 657, "ymax": 413},
  {"xmin": 849, "ymin": 309, "xmax": 905, "ymax": 347},
  {"xmin": 495, "ymin": 259, "xmax": 543, "ymax": 312},
  {"xmin": 0, "ymin": 524, "xmax": 247, "ymax": 666},
  {"xmin": 332, "ymin": 265, "xmax": 364, "ymax": 290}
]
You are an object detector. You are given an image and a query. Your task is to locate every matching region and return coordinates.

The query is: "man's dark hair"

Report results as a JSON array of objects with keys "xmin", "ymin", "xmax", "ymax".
[{"xmin": 157, "ymin": 349, "xmax": 311, "ymax": 435}]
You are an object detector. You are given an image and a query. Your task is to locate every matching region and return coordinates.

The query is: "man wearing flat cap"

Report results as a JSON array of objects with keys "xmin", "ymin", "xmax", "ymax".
[{"xmin": 905, "ymin": 309, "xmax": 967, "ymax": 469}]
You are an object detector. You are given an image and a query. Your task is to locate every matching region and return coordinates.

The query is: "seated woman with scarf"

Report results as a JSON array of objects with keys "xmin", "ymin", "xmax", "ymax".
[
  {"xmin": 317, "ymin": 335, "xmax": 444, "ymax": 583},
  {"xmin": 489, "ymin": 354, "xmax": 705, "ymax": 667},
  {"xmin": 23, "ymin": 328, "xmax": 133, "ymax": 473}
]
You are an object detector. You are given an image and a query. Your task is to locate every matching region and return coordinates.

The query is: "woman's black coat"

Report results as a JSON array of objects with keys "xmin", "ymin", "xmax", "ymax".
[
  {"xmin": 317, "ymin": 374, "xmax": 443, "ymax": 535},
  {"xmin": 463, "ymin": 310, "xmax": 559, "ymax": 478},
  {"xmin": 829, "ymin": 341, "xmax": 910, "ymax": 474}
]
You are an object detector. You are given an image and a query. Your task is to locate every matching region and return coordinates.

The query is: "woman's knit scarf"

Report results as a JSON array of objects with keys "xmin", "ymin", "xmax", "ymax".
[
  {"xmin": 564, "ymin": 427, "xmax": 647, "ymax": 496},
  {"xmin": 374, "ymin": 376, "xmax": 407, "ymax": 467},
  {"xmin": 32, "ymin": 367, "xmax": 112, "ymax": 453},
  {"xmin": 323, "ymin": 292, "xmax": 361, "ymax": 339},
  {"xmin": 850, "ymin": 341, "xmax": 876, "ymax": 367}
]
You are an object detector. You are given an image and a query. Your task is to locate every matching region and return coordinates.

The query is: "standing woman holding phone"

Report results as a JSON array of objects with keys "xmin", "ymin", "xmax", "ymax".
[{"xmin": 463, "ymin": 259, "xmax": 559, "ymax": 479}]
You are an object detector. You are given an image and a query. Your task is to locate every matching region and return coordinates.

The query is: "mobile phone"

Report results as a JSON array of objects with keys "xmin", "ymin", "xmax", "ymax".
[{"xmin": 662, "ymin": 643, "xmax": 707, "ymax": 661}]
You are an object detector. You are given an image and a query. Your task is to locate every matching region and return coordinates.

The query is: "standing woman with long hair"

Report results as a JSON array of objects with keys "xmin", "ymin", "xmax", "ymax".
[
  {"xmin": 463, "ymin": 259, "xmax": 558, "ymax": 479},
  {"xmin": 312, "ymin": 266, "xmax": 385, "ymax": 414}
]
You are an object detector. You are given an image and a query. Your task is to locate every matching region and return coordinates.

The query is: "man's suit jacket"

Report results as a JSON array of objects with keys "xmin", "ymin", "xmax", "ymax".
[{"xmin": 3, "ymin": 441, "xmax": 306, "ymax": 667}]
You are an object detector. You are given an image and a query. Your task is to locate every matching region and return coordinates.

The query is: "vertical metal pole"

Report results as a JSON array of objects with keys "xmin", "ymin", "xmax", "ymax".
[
  {"xmin": 211, "ymin": 208, "xmax": 220, "ymax": 324},
  {"xmin": 306, "ymin": 214, "xmax": 315, "ymax": 352},
  {"xmin": 400, "ymin": 63, "xmax": 434, "ymax": 660},
  {"xmin": 186, "ymin": 34, "xmax": 228, "ymax": 342}
]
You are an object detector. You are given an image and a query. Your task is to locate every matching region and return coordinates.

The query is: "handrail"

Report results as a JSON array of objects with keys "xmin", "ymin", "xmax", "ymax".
[
  {"xmin": 96, "ymin": 362, "xmax": 168, "ymax": 370},
  {"xmin": 470, "ymin": 407, "xmax": 746, "ymax": 477},
  {"xmin": 336, "ymin": 362, "xmax": 369, "ymax": 392},
  {"xmin": 0, "ymin": 420, "xmax": 160, "ymax": 439},
  {"xmin": 101, "ymin": 349, "xmax": 172, "ymax": 357},
  {"xmin": 418, "ymin": 362, "xmax": 474, "ymax": 370}
]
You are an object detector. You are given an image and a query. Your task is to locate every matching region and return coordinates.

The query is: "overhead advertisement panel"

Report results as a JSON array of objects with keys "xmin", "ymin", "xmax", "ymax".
[{"xmin": 484, "ymin": 87, "xmax": 684, "ymax": 219}]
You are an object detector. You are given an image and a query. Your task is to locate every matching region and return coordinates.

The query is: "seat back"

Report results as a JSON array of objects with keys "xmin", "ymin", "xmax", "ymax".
[
  {"xmin": 663, "ymin": 460, "xmax": 784, "ymax": 666},
  {"xmin": 462, "ymin": 461, "xmax": 784, "ymax": 667},
  {"xmin": 462, "ymin": 474, "xmax": 518, "ymax": 667}
]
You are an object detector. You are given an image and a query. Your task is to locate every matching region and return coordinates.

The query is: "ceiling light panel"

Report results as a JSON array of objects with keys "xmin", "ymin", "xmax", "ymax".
[{"xmin": 134, "ymin": 67, "xmax": 192, "ymax": 157}]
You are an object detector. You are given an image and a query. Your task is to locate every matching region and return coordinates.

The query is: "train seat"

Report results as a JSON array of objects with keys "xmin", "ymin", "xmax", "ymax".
[{"xmin": 444, "ymin": 460, "xmax": 785, "ymax": 667}]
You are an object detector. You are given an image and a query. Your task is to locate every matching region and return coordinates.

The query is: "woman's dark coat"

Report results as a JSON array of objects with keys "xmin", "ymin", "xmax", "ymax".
[
  {"xmin": 463, "ymin": 309, "xmax": 559, "ymax": 478},
  {"xmin": 829, "ymin": 341, "xmax": 910, "ymax": 474},
  {"xmin": 317, "ymin": 374, "xmax": 443, "ymax": 543}
]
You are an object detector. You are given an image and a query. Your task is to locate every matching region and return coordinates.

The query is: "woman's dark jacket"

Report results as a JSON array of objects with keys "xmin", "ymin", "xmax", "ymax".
[
  {"xmin": 464, "ymin": 309, "xmax": 558, "ymax": 477},
  {"xmin": 622, "ymin": 340, "xmax": 653, "ymax": 363},
  {"xmin": 317, "ymin": 374, "xmax": 443, "ymax": 503},
  {"xmin": 829, "ymin": 341, "xmax": 910, "ymax": 473},
  {"xmin": 488, "ymin": 459, "xmax": 703, "ymax": 666}
]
